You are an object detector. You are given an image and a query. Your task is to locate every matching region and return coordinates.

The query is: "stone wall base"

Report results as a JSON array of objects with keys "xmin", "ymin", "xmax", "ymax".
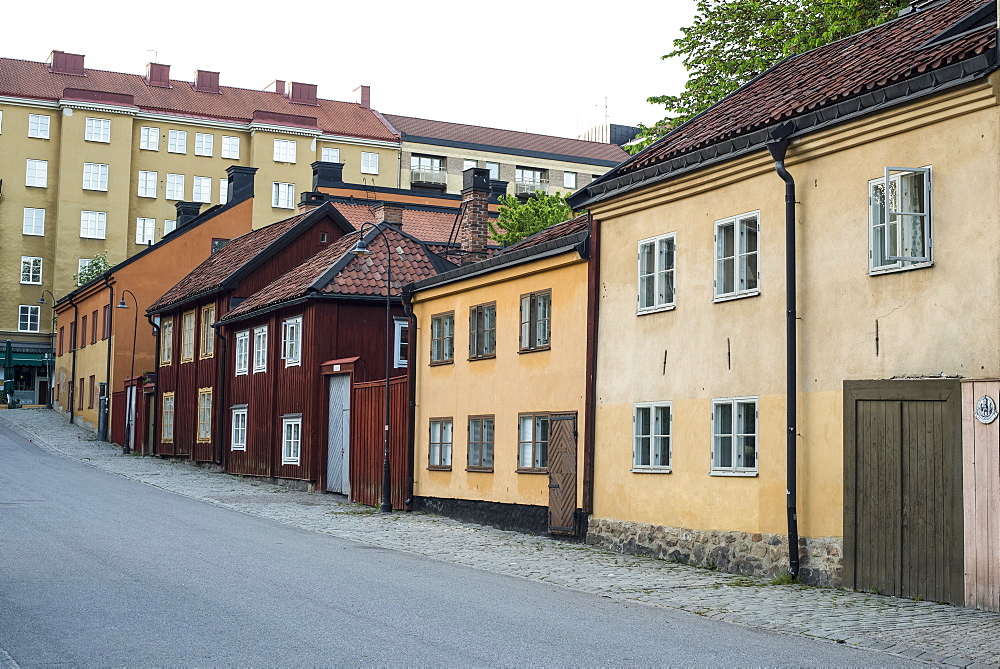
[
  {"xmin": 587, "ymin": 517, "xmax": 843, "ymax": 587},
  {"xmin": 412, "ymin": 497, "xmax": 553, "ymax": 536}
]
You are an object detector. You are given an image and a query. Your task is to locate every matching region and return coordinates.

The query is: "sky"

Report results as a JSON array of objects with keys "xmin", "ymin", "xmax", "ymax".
[{"xmin": 4, "ymin": 0, "xmax": 698, "ymax": 140}]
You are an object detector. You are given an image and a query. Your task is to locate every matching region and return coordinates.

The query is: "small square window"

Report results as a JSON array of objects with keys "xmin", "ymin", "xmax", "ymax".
[
  {"xmin": 18, "ymin": 305, "xmax": 40, "ymax": 333},
  {"xmin": 272, "ymin": 182, "xmax": 295, "ymax": 208},
  {"xmin": 463, "ymin": 159, "xmax": 477, "ymax": 171},
  {"xmin": 28, "ymin": 114, "xmax": 50, "ymax": 139},
  {"xmin": 85, "ymin": 118, "xmax": 111, "ymax": 143},
  {"xmin": 26, "ymin": 159, "xmax": 48, "ymax": 188},
  {"xmin": 138, "ymin": 170, "xmax": 158, "ymax": 198},
  {"xmin": 20, "ymin": 256, "xmax": 42, "ymax": 285},
  {"xmin": 166, "ymin": 173, "xmax": 185, "ymax": 200},
  {"xmin": 711, "ymin": 397, "xmax": 758, "ymax": 475},
  {"xmin": 714, "ymin": 212, "xmax": 759, "ymax": 300},
  {"xmin": 23, "ymin": 208, "xmax": 45, "ymax": 236},
  {"xmin": 563, "ymin": 172, "xmax": 577, "ymax": 189},
  {"xmin": 80, "ymin": 211, "xmax": 107, "ymax": 239},
  {"xmin": 83, "ymin": 163, "xmax": 109, "ymax": 191},
  {"xmin": 430, "ymin": 312, "xmax": 454, "ymax": 364},
  {"xmin": 467, "ymin": 416, "xmax": 494, "ymax": 471},
  {"xmin": 273, "ymin": 139, "xmax": 297, "ymax": 163},
  {"xmin": 168, "ymin": 129, "xmax": 187, "ymax": 153},
  {"xmin": 193, "ymin": 176, "xmax": 212, "ymax": 203},
  {"xmin": 221, "ymin": 136, "xmax": 240, "ymax": 159},
  {"xmin": 428, "ymin": 418, "xmax": 453, "ymax": 469},
  {"xmin": 140, "ymin": 126, "xmax": 160, "ymax": 151},
  {"xmin": 195, "ymin": 133, "xmax": 214, "ymax": 157},
  {"xmin": 869, "ymin": 167, "xmax": 932, "ymax": 273},
  {"xmin": 135, "ymin": 217, "xmax": 155, "ymax": 245},
  {"xmin": 486, "ymin": 162, "xmax": 500, "ymax": 180},
  {"xmin": 469, "ymin": 303, "xmax": 496, "ymax": 359},
  {"xmin": 633, "ymin": 403, "xmax": 672, "ymax": 471},
  {"xmin": 519, "ymin": 291, "xmax": 551, "ymax": 351},
  {"xmin": 361, "ymin": 152, "xmax": 379, "ymax": 175},
  {"xmin": 321, "ymin": 147, "xmax": 340, "ymax": 163},
  {"xmin": 518, "ymin": 413, "xmax": 549, "ymax": 471}
]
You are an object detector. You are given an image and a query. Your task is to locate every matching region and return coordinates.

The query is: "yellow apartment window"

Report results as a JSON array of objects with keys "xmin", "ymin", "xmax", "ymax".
[
  {"xmin": 197, "ymin": 388, "xmax": 212, "ymax": 442},
  {"xmin": 200, "ymin": 305, "xmax": 215, "ymax": 358},
  {"xmin": 181, "ymin": 311, "xmax": 195, "ymax": 362},
  {"xmin": 160, "ymin": 318, "xmax": 173, "ymax": 365}
]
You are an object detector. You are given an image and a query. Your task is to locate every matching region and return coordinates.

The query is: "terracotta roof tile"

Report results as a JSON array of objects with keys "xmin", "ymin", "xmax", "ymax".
[
  {"xmin": 329, "ymin": 202, "xmax": 460, "ymax": 243},
  {"xmin": 0, "ymin": 58, "xmax": 398, "ymax": 142},
  {"xmin": 502, "ymin": 214, "xmax": 590, "ymax": 253}
]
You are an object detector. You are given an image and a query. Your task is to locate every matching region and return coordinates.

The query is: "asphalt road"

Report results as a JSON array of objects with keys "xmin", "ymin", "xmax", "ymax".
[{"xmin": 0, "ymin": 423, "xmax": 895, "ymax": 667}]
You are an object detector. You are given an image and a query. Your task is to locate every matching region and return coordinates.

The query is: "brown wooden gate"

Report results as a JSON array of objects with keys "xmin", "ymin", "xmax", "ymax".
[
  {"xmin": 350, "ymin": 376, "xmax": 407, "ymax": 510},
  {"xmin": 547, "ymin": 412, "xmax": 578, "ymax": 535},
  {"xmin": 844, "ymin": 380, "xmax": 964, "ymax": 605}
]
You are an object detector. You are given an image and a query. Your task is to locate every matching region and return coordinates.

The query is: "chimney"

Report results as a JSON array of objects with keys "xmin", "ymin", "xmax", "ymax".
[
  {"xmin": 145, "ymin": 63, "xmax": 171, "ymax": 88},
  {"xmin": 175, "ymin": 201, "xmax": 202, "ymax": 228},
  {"xmin": 297, "ymin": 192, "xmax": 326, "ymax": 211},
  {"xmin": 225, "ymin": 165, "xmax": 257, "ymax": 205},
  {"xmin": 289, "ymin": 82, "xmax": 318, "ymax": 106},
  {"xmin": 193, "ymin": 69, "xmax": 220, "ymax": 94},
  {"xmin": 311, "ymin": 161, "xmax": 344, "ymax": 190},
  {"xmin": 48, "ymin": 51, "xmax": 85, "ymax": 76},
  {"xmin": 267, "ymin": 80, "xmax": 287, "ymax": 96},
  {"xmin": 460, "ymin": 168, "xmax": 491, "ymax": 255},
  {"xmin": 355, "ymin": 85, "xmax": 371, "ymax": 109},
  {"xmin": 489, "ymin": 179, "xmax": 508, "ymax": 204},
  {"xmin": 375, "ymin": 202, "xmax": 404, "ymax": 227}
]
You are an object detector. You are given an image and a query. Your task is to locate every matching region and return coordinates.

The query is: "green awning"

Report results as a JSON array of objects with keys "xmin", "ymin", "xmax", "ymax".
[{"xmin": 10, "ymin": 353, "xmax": 47, "ymax": 367}]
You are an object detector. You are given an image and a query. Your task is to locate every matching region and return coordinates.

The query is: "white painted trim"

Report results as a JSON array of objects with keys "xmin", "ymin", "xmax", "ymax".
[
  {"xmin": 251, "ymin": 123, "xmax": 321, "ymax": 138},
  {"xmin": 0, "ymin": 95, "xmax": 61, "ymax": 110},
  {"xmin": 135, "ymin": 111, "xmax": 247, "ymax": 131},
  {"xmin": 318, "ymin": 133, "xmax": 400, "ymax": 149},
  {"xmin": 59, "ymin": 100, "xmax": 138, "ymax": 116}
]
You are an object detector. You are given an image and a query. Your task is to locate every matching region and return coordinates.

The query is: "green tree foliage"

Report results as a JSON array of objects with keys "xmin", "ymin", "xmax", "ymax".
[
  {"xmin": 489, "ymin": 191, "xmax": 577, "ymax": 246},
  {"xmin": 73, "ymin": 251, "xmax": 112, "ymax": 287},
  {"xmin": 628, "ymin": 0, "xmax": 906, "ymax": 153}
]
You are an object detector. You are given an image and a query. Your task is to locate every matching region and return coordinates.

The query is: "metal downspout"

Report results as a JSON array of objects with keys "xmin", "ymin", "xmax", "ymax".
[
  {"xmin": 401, "ymin": 289, "xmax": 417, "ymax": 511},
  {"xmin": 68, "ymin": 295, "xmax": 79, "ymax": 425},
  {"xmin": 767, "ymin": 133, "xmax": 800, "ymax": 580},
  {"xmin": 99, "ymin": 278, "xmax": 114, "ymax": 441},
  {"xmin": 214, "ymin": 321, "xmax": 227, "ymax": 466},
  {"xmin": 146, "ymin": 313, "xmax": 160, "ymax": 456}
]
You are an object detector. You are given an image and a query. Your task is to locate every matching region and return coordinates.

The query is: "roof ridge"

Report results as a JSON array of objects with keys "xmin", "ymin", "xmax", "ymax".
[{"xmin": 385, "ymin": 112, "xmax": 618, "ymax": 146}]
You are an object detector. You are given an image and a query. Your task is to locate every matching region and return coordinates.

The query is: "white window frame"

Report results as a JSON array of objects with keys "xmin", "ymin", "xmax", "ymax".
[
  {"xmin": 235, "ymin": 330, "xmax": 250, "ymax": 375},
  {"xmin": 78, "ymin": 259, "xmax": 93, "ymax": 283},
  {"xmin": 517, "ymin": 413, "xmax": 549, "ymax": 470},
  {"xmin": 194, "ymin": 133, "xmax": 214, "ymax": 157},
  {"xmin": 20, "ymin": 256, "xmax": 42, "ymax": 285},
  {"xmin": 168, "ymin": 129, "xmax": 187, "ymax": 153},
  {"xmin": 486, "ymin": 162, "xmax": 500, "ymax": 180},
  {"xmin": 272, "ymin": 182, "xmax": 294, "ymax": 208},
  {"xmin": 714, "ymin": 211, "xmax": 760, "ymax": 301},
  {"xmin": 273, "ymin": 139, "xmax": 297, "ymax": 163},
  {"xmin": 164, "ymin": 219, "xmax": 177, "ymax": 235},
  {"xmin": 253, "ymin": 326, "xmax": 268, "ymax": 373},
  {"xmin": 85, "ymin": 117, "xmax": 111, "ymax": 143},
  {"xmin": 219, "ymin": 178, "xmax": 229, "ymax": 205},
  {"xmin": 282, "ymin": 316, "xmax": 302, "ymax": 367},
  {"xmin": 82, "ymin": 162, "xmax": 109, "ymax": 191},
  {"xmin": 321, "ymin": 147, "xmax": 340, "ymax": 163},
  {"xmin": 138, "ymin": 170, "xmax": 157, "ymax": 198},
  {"xmin": 181, "ymin": 310, "xmax": 196, "ymax": 362},
  {"xmin": 23, "ymin": 208, "xmax": 45, "ymax": 236},
  {"xmin": 231, "ymin": 406, "xmax": 248, "ymax": 451},
  {"xmin": 282, "ymin": 415, "xmax": 302, "ymax": 465},
  {"xmin": 428, "ymin": 418, "xmax": 453, "ymax": 468},
  {"xmin": 711, "ymin": 396, "xmax": 758, "ymax": 476},
  {"xmin": 868, "ymin": 166, "xmax": 933, "ymax": 274},
  {"xmin": 463, "ymin": 159, "xmax": 477, "ymax": 171},
  {"xmin": 361, "ymin": 152, "xmax": 379, "ymax": 174},
  {"xmin": 136, "ymin": 217, "xmax": 155, "ymax": 245},
  {"xmin": 632, "ymin": 402, "xmax": 672, "ymax": 472},
  {"xmin": 160, "ymin": 318, "xmax": 173, "ymax": 364},
  {"xmin": 161, "ymin": 393, "xmax": 175, "ymax": 441},
  {"xmin": 28, "ymin": 114, "xmax": 50, "ymax": 139},
  {"xmin": 166, "ymin": 173, "xmax": 185, "ymax": 200},
  {"xmin": 26, "ymin": 159, "xmax": 48, "ymax": 187},
  {"xmin": 637, "ymin": 232, "xmax": 677, "ymax": 314},
  {"xmin": 18, "ymin": 305, "xmax": 40, "ymax": 333},
  {"xmin": 140, "ymin": 126, "xmax": 160, "ymax": 151},
  {"xmin": 197, "ymin": 388, "xmax": 212, "ymax": 442},
  {"xmin": 563, "ymin": 171, "xmax": 578, "ymax": 189},
  {"xmin": 192, "ymin": 176, "xmax": 212, "ymax": 203},
  {"xmin": 221, "ymin": 135, "xmax": 240, "ymax": 159},
  {"xmin": 394, "ymin": 317, "xmax": 408, "ymax": 368},
  {"xmin": 80, "ymin": 211, "xmax": 107, "ymax": 239}
]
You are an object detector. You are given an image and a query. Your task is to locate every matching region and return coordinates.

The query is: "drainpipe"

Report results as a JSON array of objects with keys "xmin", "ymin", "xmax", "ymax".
[
  {"xmin": 68, "ymin": 295, "xmax": 79, "ymax": 425},
  {"xmin": 401, "ymin": 288, "xmax": 417, "ymax": 511},
  {"xmin": 99, "ymin": 277, "xmax": 114, "ymax": 441},
  {"xmin": 582, "ymin": 216, "xmax": 600, "ymax": 521},
  {"xmin": 767, "ymin": 129, "xmax": 800, "ymax": 581},
  {"xmin": 146, "ymin": 312, "xmax": 160, "ymax": 456},
  {"xmin": 214, "ymin": 317, "xmax": 227, "ymax": 466}
]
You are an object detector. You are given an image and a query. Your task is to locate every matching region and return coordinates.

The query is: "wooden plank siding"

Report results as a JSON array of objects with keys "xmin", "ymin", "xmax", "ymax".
[
  {"xmin": 962, "ymin": 380, "xmax": 1000, "ymax": 611},
  {"xmin": 351, "ymin": 376, "xmax": 408, "ymax": 509}
]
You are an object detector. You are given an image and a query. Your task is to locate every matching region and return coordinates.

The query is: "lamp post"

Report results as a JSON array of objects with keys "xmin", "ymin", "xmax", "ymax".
[
  {"xmin": 37, "ymin": 290, "xmax": 56, "ymax": 408},
  {"xmin": 116, "ymin": 289, "xmax": 138, "ymax": 455},
  {"xmin": 349, "ymin": 222, "xmax": 394, "ymax": 513}
]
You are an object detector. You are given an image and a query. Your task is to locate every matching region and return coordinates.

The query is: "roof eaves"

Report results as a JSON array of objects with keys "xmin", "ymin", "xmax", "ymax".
[
  {"xmin": 217, "ymin": 295, "xmax": 311, "ymax": 325},
  {"xmin": 400, "ymin": 135, "xmax": 624, "ymax": 167},
  {"xmin": 147, "ymin": 286, "xmax": 223, "ymax": 315}
]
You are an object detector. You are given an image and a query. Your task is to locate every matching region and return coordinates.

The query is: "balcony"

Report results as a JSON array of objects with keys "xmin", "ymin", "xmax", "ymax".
[
  {"xmin": 514, "ymin": 178, "xmax": 548, "ymax": 196},
  {"xmin": 410, "ymin": 166, "xmax": 448, "ymax": 186}
]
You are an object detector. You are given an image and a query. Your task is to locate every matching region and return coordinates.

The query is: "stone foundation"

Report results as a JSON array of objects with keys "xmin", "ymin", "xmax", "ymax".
[{"xmin": 587, "ymin": 517, "xmax": 843, "ymax": 586}]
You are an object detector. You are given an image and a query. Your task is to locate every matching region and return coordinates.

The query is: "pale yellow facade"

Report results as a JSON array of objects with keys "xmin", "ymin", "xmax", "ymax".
[
  {"xmin": 411, "ymin": 252, "xmax": 588, "ymax": 509},
  {"xmin": 588, "ymin": 79, "xmax": 1000, "ymax": 540}
]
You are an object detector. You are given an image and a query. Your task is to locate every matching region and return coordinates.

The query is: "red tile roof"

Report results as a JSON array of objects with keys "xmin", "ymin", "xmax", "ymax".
[
  {"xmin": 329, "ymin": 202, "xmax": 461, "ymax": 243},
  {"xmin": 502, "ymin": 214, "xmax": 590, "ymax": 253},
  {"xmin": 622, "ymin": 0, "xmax": 994, "ymax": 175},
  {"xmin": 384, "ymin": 114, "xmax": 629, "ymax": 164},
  {"xmin": 0, "ymin": 57, "xmax": 398, "ymax": 142}
]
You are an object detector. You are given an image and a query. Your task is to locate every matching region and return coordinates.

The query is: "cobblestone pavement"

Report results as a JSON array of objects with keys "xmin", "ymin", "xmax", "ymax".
[{"xmin": 4, "ymin": 407, "xmax": 998, "ymax": 667}]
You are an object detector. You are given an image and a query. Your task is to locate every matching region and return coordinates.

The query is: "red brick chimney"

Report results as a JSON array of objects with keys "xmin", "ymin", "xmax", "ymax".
[
  {"xmin": 460, "ymin": 168, "xmax": 491, "ymax": 255},
  {"xmin": 145, "ymin": 63, "xmax": 171, "ymax": 88},
  {"xmin": 355, "ymin": 85, "xmax": 371, "ymax": 109},
  {"xmin": 375, "ymin": 201, "xmax": 404, "ymax": 227},
  {"xmin": 48, "ymin": 51, "xmax": 85, "ymax": 76},
  {"xmin": 193, "ymin": 70, "xmax": 220, "ymax": 94}
]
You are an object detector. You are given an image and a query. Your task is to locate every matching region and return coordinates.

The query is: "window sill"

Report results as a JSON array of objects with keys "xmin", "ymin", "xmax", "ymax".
[
  {"xmin": 159, "ymin": 361, "xmax": 173, "ymax": 367},
  {"xmin": 631, "ymin": 467, "xmax": 672, "ymax": 474},
  {"xmin": 180, "ymin": 358, "xmax": 194, "ymax": 364},
  {"xmin": 235, "ymin": 370, "xmax": 248, "ymax": 376},
  {"xmin": 253, "ymin": 368, "xmax": 267, "ymax": 374},
  {"xmin": 466, "ymin": 467, "xmax": 494, "ymax": 473},
  {"xmin": 468, "ymin": 354, "xmax": 496, "ymax": 362},
  {"xmin": 429, "ymin": 360, "xmax": 454, "ymax": 367},
  {"xmin": 196, "ymin": 439, "xmax": 212, "ymax": 444},
  {"xmin": 868, "ymin": 261, "xmax": 933, "ymax": 276},
  {"xmin": 281, "ymin": 460, "xmax": 300, "ymax": 466},
  {"xmin": 427, "ymin": 465, "xmax": 452, "ymax": 471},
  {"xmin": 516, "ymin": 468, "xmax": 548, "ymax": 474},
  {"xmin": 709, "ymin": 470, "xmax": 758, "ymax": 477},
  {"xmin": 518, "ymin": 345, "xmax": 551, "ymax": 355},
  {"xmin": 231, "ymin": 446, "xmax": 246, "ymax": 452},
  {"xmin": 284, "ymin": 361, "xmax": 302, "ymax": 368},
  {"xmin": 637, "ymin": 304, "xmax": 676, "ymax": 316},
  {"xmin": 713, "ymin": 290, "xmax": 760, "ymax": 304}
]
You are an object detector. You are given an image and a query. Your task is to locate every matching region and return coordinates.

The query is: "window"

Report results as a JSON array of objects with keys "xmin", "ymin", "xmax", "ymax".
[
  {"xmin": 637, "ymin": 233, "xmax": 676, "ymax": 313},
  {"xmin": 253, "ymin": 326, "xmax": 268, "ymax": 372},
  {"xmin": 78, "ymin": 379, "xmax": 84, "ymax": 411},
  {"xmin": 221, "ymin": 135, "xmax": 240, "ymax": 159},
  {"xmin": 515, "ymin": 167, "xmax": 546, "ymax": 195},
  {"xmin": 26, "ymin": 159, "xmax": 48, "ymax": 187},
  {"xmin": 235, "ymin": 330, "xmax": 250, "ymax": 375},
  {"xmin": 193, "ymin": 176, "xmax": 212, "ymax": 203},
  {"xmin": 23, "ymin": 208, "xmax": 45, "ymax": 236},
  {"xmin": 80, "ymin": 211, "xmax": 107, "ymax": 239},
  {"xmin": 59, "ymin": 327, "xmax": 65, "ymax": 356},
  {"xmin": 160, "ymin": 318, "xmax": 173, "ymax": 364},
  {"xmin": 231, "ymin": 406, "xmax": 247, "ymax": 451},
  {"xmin": 80, "ymin": 316, "xmax": 88, "ymax": 348},
  {"xmin": 393, "ymin": 317, "xmax": 408, "ymax": 368},
  {"xmin": 200, "ymin": 305, "xmax": 215, "ymax": 357},
  {"xmin": 463, "ymin": 159, "xmax": 478, "ymax": 171},
  {"xmin": 633, "ymin": 403, "xmax": 672, "ymax": 471},
  {"xmin": 273, "ymin": 139, "xmax": 296, "ymax": 163},
  {"xmin": 219, "ymin": 178, "xmax": 229, "ymax": 205},
  {"xmin": 361, "ymin": 152, "xmax": 379, "ymax": 174},
  {"xmin": 140, "ymin": 126, "xmax": 159, "ymax": 151},
  {"xmin": 138, "ymin": 170, "xmax": 158, "ymax": 198},
  {"xmin": 712, "ymin": 397, "xmax": 758, "ymax": 475},
  {"xmin": 282, "ymin": 316, "xmax": 302, "ymax": 366},
  {"xmin": 91, "ymin": 310, "xmax": 97, "ymax": 344},
  {"xmin": 486, "ymin": 162, "xmax": 500, "ymax": 180},
  {"xmin": 469, "ymin": 303, "xmax": 496, "ymax": 359},
  {"xmin": 272, "ymin": 182, "xmax": 294, "ymax": 208},
  {"xmin": 181, "ymin": 310, "xmax": 195, "ymax": 362},
  {"xmin": 194, "ymin": 133, "xmax": 214, "ymax": 156},
  {"xmin": 715, "ymin": 212, "xmax": 759, "ymax": 300},
  {"xmin": 428, "ymin": 418, "xmax": 453, "ymax": 469},
  {"xmin": 102, "ymin": 304, "xmax": 110, "ymax": 339},
  {"xmin": 70, "ymin": 322, "xmax": 77, "ymax": 351},
  {"xmin": 83, "ymin": 163, "xmax": 109, "ymax": 191},
  {"xmin": 88, "ymin": 375, "xmax": 95, "ymax": 409},
  {"xmin": 78, "ymin": 259, "xmax": 93, "ymax": 284},
  {"xmin": 519, "ymin": 291, "xmax": 551, "ymax": 351},
  {"xmin": 197, "ymin": 388, "xmax": 212, "ymax": 442},
  {"xmin": 430, "ymin": 312, "xmax": 454, "ymax": 364},
  {"xmin": 18, "ymin": 305, "xmax": 40, "ymax": 332},
  {"xmin": 518, "ymin": 413, "xmax": 549, "ymax": 470},
  {"xmin": 563, "ymin": 172, "xmax": 578, "ymax": 189},
  {"xmin": 869, "ymin": 167, "xmax": 932, "ymax": 273},
  {"xmin": 85, "ymin": 118, "xmax": 110, "ymax": 143},
  {"xmin": 282, "ymin": 415, "xmax": 302, "ymax": 465},
  {"xmin": 467, "ymin": 416, "xmax": 494, "ymax": 471},
  {"xmin": 28, "ymin": 114, "xmax": 50, "ymax": 139},
  {"xmin": 166, "ymin": 173, "xmax": 185, "ymax": 200},
  {"xmin": 164, "ymin": 219, "xmax": 177, "ymax": 234},
  {"xmin": 321, "ymin": 147, "xmax": 340, "ymax": 163},
  {"xmin": 20, "ymin": 257, "xmax": 42, "ymax": 285},
  {"xmin": 411, "ymin": 155, "xmax": 445, "ymax": 183},
  {"xmin": 168, "ymin": 129, "xmax": 187, "ymax": 153},
  {"xmin": 136, "ymin": 217, "xmax": 155, "ymax": 245},
  {"xmin": 162, "ymin": 393, "xmax": 175, "ymax": 441}
]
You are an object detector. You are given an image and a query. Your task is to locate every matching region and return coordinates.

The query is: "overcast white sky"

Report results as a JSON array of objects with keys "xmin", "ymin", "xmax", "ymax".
[{"xmin": 5, "ymin": 0, "xmax": 697, "ymax": 139}]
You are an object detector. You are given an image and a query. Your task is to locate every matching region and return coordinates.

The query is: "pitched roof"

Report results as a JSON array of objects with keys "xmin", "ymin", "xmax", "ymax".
[
  {"xmin": 0, "ymin": 57, "xmax": 398, "ymax": 142},
  {"xmin": 328, "ymin": 201, "xmax": 462, "ymax": 244},
  {"xmin": 573, "ymin": 0, "xmax": 997, "ymax": 208},
  {"xmin": 502, "ymin": 214, "xmax": 590, "ymax": 253},
  {"xmin": 220, "ymin": 226, "xmax": 452, "ymax": 322},
  {"xmin": 383, "ymin": 113, "xmax": 629, "ymax": 165}
]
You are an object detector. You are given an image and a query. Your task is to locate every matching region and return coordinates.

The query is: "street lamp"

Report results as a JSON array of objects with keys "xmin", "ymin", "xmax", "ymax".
[
  {"xmin": 116, "ymin": 289, "xmax": 138, "ymax": 455},
  {"xmin": 38, "ymin": 290, "xmax": 56, "ymax": 409},
  {"xmin": 350, "ymin": 223, "xmax": 394, "ymax": 513}
]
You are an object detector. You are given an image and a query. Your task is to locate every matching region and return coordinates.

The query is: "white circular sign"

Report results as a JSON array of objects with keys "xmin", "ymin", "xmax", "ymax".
[{"xmin": 975, "ymin": 395, "xmax": 998, "ymax": 425}]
